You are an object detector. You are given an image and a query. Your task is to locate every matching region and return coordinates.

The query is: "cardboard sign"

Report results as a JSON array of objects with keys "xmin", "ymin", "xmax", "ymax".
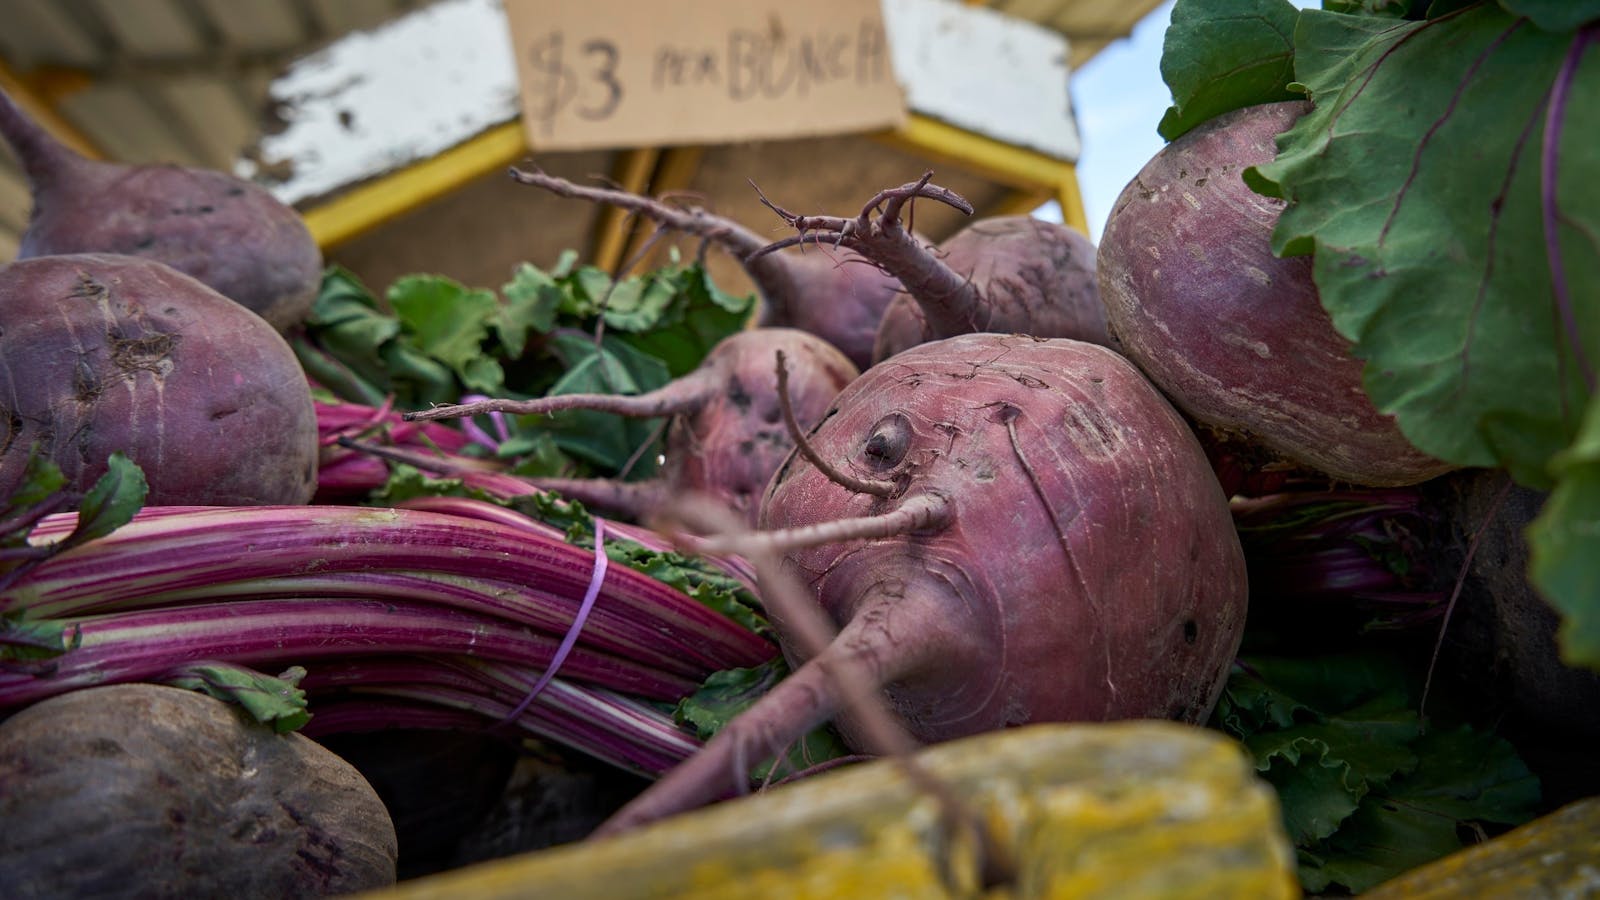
[{"xmin": 502, "ymin": 0, "xmax": 908, "ymax": 151}]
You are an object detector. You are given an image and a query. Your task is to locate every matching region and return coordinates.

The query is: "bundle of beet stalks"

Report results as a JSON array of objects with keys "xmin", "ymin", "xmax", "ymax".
[{"xmin": 0, "ymin": 476, "xmax": 776, "ymax": 778}]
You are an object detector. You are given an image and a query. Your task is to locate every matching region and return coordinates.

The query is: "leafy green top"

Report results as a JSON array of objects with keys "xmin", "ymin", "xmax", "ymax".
[{"xmin": 1153, "ymin": 0, "xmax": 1600, "ymax": 666}]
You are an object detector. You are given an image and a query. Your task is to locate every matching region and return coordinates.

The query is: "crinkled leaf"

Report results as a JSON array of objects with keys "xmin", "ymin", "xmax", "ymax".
[
  {"xmin": 613, "ymin": 267, "xmax": 755, "ymax": 378},
  {"xmin": 1528, "ymin": 392, "xmax": 1600, "ymax": 668},
  {"xmin": 675, "ymin": 658, "xmax": 849, "ymax": 782},
  {"xmin": 165, "ymin": 663, "xmax": 312, "ymax": 733},
  {"xmin": 603, "ymin": 542, "xmax": 768, "ymax": 636},
  {"xmin": 498, "ymin": 263, "xmax": 562, "ymax": 354},
  {"xmin": 1157, "ymin": 0, "xmax": 1303, "ymax": 141},
  {"xmin": 304, "ymin": 267, "xmax": 400, "ymax": 395},
  {"xmin": 68, "ymin": 454, "xmax": 147, "ymax": 545},
  {"xmin": 388, "ymin": 275, "xmax": 505, "ymax": 394},
  {"xmin": 1244, "ymin": 700, "xmax": 1421, "ymax": 843},
  {"xmin": 1249, "ymin": 6, "xmax": 1600, "ymax": 486},
  {"xmin": 0, "ymin": 616, "xmax": 80, "ymax": 661},
  {"xmin": 1498, "ymin": 0, "xmax": 1600, "ymax": 32},
  {"xmin": 1209, "ymin": 650, "xmax": 1536, "ymax": 891},
  {"xmin": 537, "ymin": 333, "xmax": 670, "ymax": 473},
  {"xmin": 1298, "ymin": 726, "xmax": 1539, "ymax": 893}
]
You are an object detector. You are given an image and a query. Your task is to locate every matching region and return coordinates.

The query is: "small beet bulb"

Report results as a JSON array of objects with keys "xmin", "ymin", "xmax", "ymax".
[
  {"xmin": 406, "ymin": 328, "xmax": 859, "ymax": 525},
  {"xmin": 596, "ymin": 332, "xmax": 1248, "ymax": 834},
  {"xmin": 0, "ymin": 87, "xmax": 322, "ymax": 331},
  {"xmin": 753, "ymin": 175, "xmax": 1111, "ymax": 363}
]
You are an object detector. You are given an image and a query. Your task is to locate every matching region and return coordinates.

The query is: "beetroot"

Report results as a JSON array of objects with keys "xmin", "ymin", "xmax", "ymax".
[
  {"xmin": 755, "ymin": 177, "xmax": 1111, "ymax": 363},
  {"xmin": 870, "ymin": 215, "xmax": 1107, "ymax": 361},
  {"xmin": 509, "ymin": 167, "xmax": 903, "ymax": 370},
  {"xmin": 0, "ymin": 87, "xmax": 322, "ymax": 331},
  {"xmin": 597, "ymin": 332, "xmax": 1248, "ymax": 833},
  {"xmin": 0, "ymin": 254, "xmax": 318, "ymax": 506},
  {"xmin": 1096, "ymin": 101, "xmax": 1453, "ymax": 487},
  {"xmin": 405, "ymin": 328, "xmax": 858, "ymax": 525}
]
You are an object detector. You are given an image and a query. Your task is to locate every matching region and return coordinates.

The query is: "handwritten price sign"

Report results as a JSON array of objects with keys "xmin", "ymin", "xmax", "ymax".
[{"xmin": 503, "ymin": 0, "xmax": 908, "ymax": 151}]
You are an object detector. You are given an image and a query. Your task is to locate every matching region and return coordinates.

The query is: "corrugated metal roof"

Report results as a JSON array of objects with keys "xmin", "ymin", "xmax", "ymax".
[{"xmin": 0, "ymin": 0, "xmax": 1163, "ymax": 260}]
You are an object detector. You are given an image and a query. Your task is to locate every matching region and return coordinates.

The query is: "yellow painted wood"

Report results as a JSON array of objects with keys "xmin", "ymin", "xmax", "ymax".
[
  {"xmin": 873, "ymin": 115, "xmax": 1089, "ymax": 235},
  {"xmin": 0, "ymin": 58, "xmax": 103, "ymax": 160},
  {"xmin": 1054, "ymin": 170, "xmax": 1090, "ymax": 236},
  {"xmin": 591, "ymin": 147, "xmax": 662, "ymax": 272},
  {"xmin": 358, "ymin": 722, "xmax": 1298, "ymax": 900},
  {"xmin": 1363, "ymin": 797, "xmax": 1600, "ymax": 899},
  {"xmin": 301, "ymin": 121, "xmax": 529, "ymax": 249},
  {"xmin": 985, "ymin": 188, "xmax": 1055, "ymax": 220},
  {"xmin": 614, "ymin": 144, "xmax": 707, "ymax": 273}
]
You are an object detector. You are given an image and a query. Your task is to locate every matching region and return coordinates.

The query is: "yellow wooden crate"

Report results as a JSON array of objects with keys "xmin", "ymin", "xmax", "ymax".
[
  {"xmin": 363, "ymin": 721, "xmax": 1298, "ymax": 900},
  {"xmin": 1363, "ymin": 797, "xmax": 1600, "ymax": 899}
]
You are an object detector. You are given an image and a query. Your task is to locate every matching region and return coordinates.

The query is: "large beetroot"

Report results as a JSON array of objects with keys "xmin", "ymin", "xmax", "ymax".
[
  {"xmin": 0, "ymin": 87, "xmax": 322, "ymax": 331},
  {"xmin": 1096, "ymin": 101, "xmax": 1452, "ymax": 488},
  {"xmin": 0, "ymin": 254, "xmax": 318, "ymax": 506},
  {"xmin": 406, "ymin": 328, "xmax": 858, "ymax": 525},
  {"xmin": 597, "ymin": 333, "xmax": 1248, "ymax": 833}
]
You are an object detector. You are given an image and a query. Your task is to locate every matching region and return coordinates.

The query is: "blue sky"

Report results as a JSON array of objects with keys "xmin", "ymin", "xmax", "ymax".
[
  {"xmin": 1059, "ymin": 0, "xmax": 1178, "ymax": 241},
  {"xmin": 1049, "ymin": 0, "xmax": 1317, "ymax": 241}
]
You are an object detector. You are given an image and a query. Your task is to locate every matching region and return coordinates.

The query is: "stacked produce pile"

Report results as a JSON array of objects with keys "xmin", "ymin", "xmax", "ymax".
[{"xmin": 0, "ymin": 0, "xmax": 1595, "ymax": 893}]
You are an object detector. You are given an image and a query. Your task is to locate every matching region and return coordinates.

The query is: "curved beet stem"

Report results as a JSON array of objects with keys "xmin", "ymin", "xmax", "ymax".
[
  {"xmin": 698, "ymin": 492, "xmax": 952, "ymax": 558},
  {"xmin": 509, "ymin": 165, "xmax": 772, "ymax": 258},
  {"xmin": 608, "ymin": 497, "xmax": 1014, "ymax": 884},
  {"xmin": 748, "ymin": 174, "xmax": 987, "ymax": 341},
  {"xmin": 774, "ymin": 350, "xmax": 895, "ymax": 497},
  {"xmin": 404, "ymin": 367, "xmax": 716, "ymax": 423}
]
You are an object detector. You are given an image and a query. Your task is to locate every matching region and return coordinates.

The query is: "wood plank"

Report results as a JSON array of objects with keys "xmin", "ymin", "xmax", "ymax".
[
  {"xmin": 0, "ymin": 162, "xmax": 33, "ymax": 234},
  {"xmin": 90, "ymin": 0, "xmax": 205, "ymax": 58},
  {"xmin": 0, "ymin": 225, "xmax": 18, "ymax": 263},
  {"xmin": 306, "ymin": 0, "xmax": 405, "ymax": 36},
  {"xmin": 0, "ymin": 0, "xmax": 102, "ymax": 68},
  {"xmin": 196, "ymin": 0, "xmax": 305, "ymax": 51},
  {"xmin": 57, "ymin": 83, "xmax": 198, "ymax": 164},
  {"xmin": 159, "ymin": 76, "xmax": 263, "ymax": 170}
]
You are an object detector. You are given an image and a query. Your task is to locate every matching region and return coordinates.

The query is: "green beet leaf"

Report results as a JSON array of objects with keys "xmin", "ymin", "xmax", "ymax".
[
  {"xmin": 165, "ymin": 663, "xmax": 312, "ymax": 734},
  {"xmin": 68, "ymin": 453, "xmax": 148, "ymax": 546},
  {"xmin": 1210, "ymin": 651, "xmax": 1538, "ymax": 892},
  {"xmin": 1250, "ymin": 6, "xmax": 1598, "ymax": 485},
  {"xmin": 1157, "ymin": 0, "xmax": 1303, "ymax": 141},
  {"xmin": 387, "ymin": 275, "xmax": 505, "ymax": 396},
  {"xmin": 1297, "ymin": 726, "xmax": 1539, "ymax": 893},
  {"xmin": 1529, "ymin": 392, "xmax": 1600, "ymax": 668},
  {"xmin": 675, "ymin": 658, "xmax": 849, "ymax": 783},
  {"xmin": 1498, "ymin": 0, "xmax": 1600, "ymax": 32}
]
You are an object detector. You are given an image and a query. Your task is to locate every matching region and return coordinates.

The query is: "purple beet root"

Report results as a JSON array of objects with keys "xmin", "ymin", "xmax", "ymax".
[
  {"xmin": 0, "ymin": 87, "xmax": 322, "ymax": 331},
  {"xmin": 1096, "ymin": 101, "xmax": 1453, "ymax": 487}
]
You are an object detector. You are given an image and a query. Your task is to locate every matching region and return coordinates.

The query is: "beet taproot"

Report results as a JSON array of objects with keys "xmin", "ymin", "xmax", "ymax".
[
  {"xmin": 0, "ymin": 87, "xmax": 321, "ymax": 331},
  {"xmin": 753, "ymin": 176, "xmax": 1111, "ymax": 363},
  {"xmin": 1096, "ymin": 101, "xmax": 1453, "ymax": 487},
  {"xmin": 406, "ymin": 328, "xmax": 858, "ymax": 525},
  {"xmin": 596, "ymin": 332, "xmax": 1248, "ymax": 833},
  {"xmin": 0, "ymin": 254, "xmax": 318, "ymax": 506},
  {"xmin": 509, "ymin": 167, "xmax": 902, "ymax": 370}
]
